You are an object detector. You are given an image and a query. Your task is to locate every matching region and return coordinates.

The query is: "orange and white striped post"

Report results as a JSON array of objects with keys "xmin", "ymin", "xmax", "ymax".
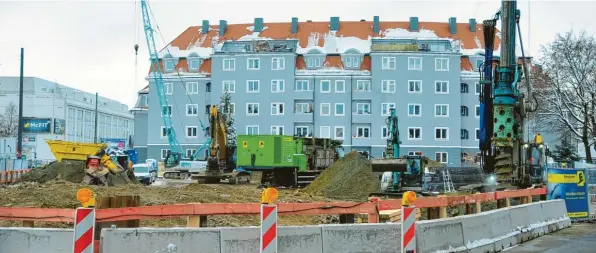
[
  {"xmin": 260, "ymin": 187, "xmax": 279, "ymax": 253},
  {"xmin": 401, "ymin": 191, "xmax": 417, "ymax": 253},
  {"xmin": 73, "ymin": 188, "xmax": 97, "ymax": 253}
]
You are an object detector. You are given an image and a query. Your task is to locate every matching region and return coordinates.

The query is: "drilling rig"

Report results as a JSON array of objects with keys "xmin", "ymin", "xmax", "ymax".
[{"xmin": 479, "ymin": 0, "xmax": 542, "ymax": 188}]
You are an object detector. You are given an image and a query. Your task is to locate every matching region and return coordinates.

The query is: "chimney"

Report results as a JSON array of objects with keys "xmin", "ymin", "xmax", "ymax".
[
  {"xmin": 409, "ymin": 17, "xmax": 419, "ymax": 31},
  {"xmin": 469, "ymin": 18, "xmax": 477, "ymax": 32},
  {"xmin": 373, "ymin": 16, "xmax": 380, "ymax": 33},
  {"xmin": 201, "ymin": 20, "xmax": 209, "ymax": 34},
  {"xmin": 254, "ymin": 17, "xmax": 264, "ymax": 32},
  {"xmin": 449, "ymin": 17, "xmax": 457, "ymax": 34},
  {"xmin": 291, "ymin": 17, "xmax": 298, "ymax": 34},
  {"xmin": 330, "ymin": 17, "xmax": 340, "ymax": 31},
  {"xmin": 219, "ymin": 20, "xmax": 227, "ymax": 36}
]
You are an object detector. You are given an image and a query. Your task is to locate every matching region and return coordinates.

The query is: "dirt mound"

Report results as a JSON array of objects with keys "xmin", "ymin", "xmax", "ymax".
[
  {"xmin": 22, "ymin": 161, "xmax": 87, "ymax": 184},
  {"xmin": 305, "ymin": 151, "xmax": 380, "ymax": 201}
]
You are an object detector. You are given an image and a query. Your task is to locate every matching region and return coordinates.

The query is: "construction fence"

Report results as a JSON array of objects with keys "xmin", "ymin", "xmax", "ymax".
[{"xmin": 0, "ymin": 158, "xmax": 51, "ymax": 171}]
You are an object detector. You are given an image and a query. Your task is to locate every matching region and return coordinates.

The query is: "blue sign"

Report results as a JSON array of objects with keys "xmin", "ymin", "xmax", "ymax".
[
  {"xmin": 547, "ymin": 168, "xmax": 590, "ymax": 219},
  {"xmin": 54, "ymin": 119, "xmax": 66, "ymax": 134},
  {"xmin": 22, "ymin": 118, "xmax": 51, "ymax": 133}
]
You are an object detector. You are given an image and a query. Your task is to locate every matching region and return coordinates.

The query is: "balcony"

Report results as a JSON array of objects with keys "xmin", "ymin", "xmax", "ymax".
[
  {"xmin": 352, "ymin": 112, "xmax": 372, "ymax": 124},
  {"xmin": 351, "ymin": 137, "xmax": 373, "ymax": 147},
  {"xmin": 293, "ymin": 113, "xmax": 313, "ymax": 123},
  {"xmin": 352, "ymin": 90, "xmax": 372, "ymax": 100}
]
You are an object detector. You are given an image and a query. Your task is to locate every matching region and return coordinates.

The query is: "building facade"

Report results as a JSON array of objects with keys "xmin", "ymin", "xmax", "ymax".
[
  {"xmin": 133, "ymin": 17, "xmax": 503, "ymax": 166},
  {"xmin": 0, "ymin": 76, "xmax": 134, "ymax": 160}
]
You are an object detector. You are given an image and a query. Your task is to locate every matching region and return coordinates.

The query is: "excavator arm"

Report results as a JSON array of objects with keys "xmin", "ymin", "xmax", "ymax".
[{"xmin": 207, "ymin": 106, "xmax": 228, "ymax": 171}]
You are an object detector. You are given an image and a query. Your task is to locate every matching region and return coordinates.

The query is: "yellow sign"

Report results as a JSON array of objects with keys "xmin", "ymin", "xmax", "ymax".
[
  {"xmin": 402, "ymin": 191, "xmax": 417, "ymax": 206},
  {"xmin": 242, "ymin": 141, "xmax": 248, "ymax": 148},
  {"xmin": 548, "ymin": 171, "xmax": 586, "ymax": 186},
  {"xmin": 76, "ymin": 188, "xmax": 96, "ymax": 208},
  {"xmin": 577, "ymin": 170, "xmax": 585, "ymax": 187},
  {"xmin": 261, "ymin": 187, "xmax": 279, "ymax": 204},
  {"xmin": 259, "ymin": 141, "xmax": 264, "ymax": 148},
  {"xmin": 284, "ymin": 137, "xmax": 292, "ymax": 142}
]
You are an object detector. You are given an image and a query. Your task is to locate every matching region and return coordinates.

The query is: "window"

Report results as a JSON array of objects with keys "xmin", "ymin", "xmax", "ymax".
[
  {"xmin": 186, "ymin": 126, "xmax": 198, "ymax": 138},
  {"xmin": 225, "ymin": 103, "xmax": 235, "ymax": 114},
  {"xmin": 435, "ymin": 104, "xmax": 449, "ymax": 117},
  {"xmin": 335, "ymin": 103, "xmax": 345, "ymax": 116},
  {"xmin": 475, "ymin": 105, "xmax": 480, "ymax": 117},
  {"xmin": 161, "ymin": 149, "xmax": 170, "ymax": 159},
  {"xmin": 335, "ymin": 80, "xmax": 345, "ymax": 93},
  {"xmin": 405, "ymin": 128, "xmax": 421, "ymax": 141},
  {"xmin": 475, "ymin": 128, "xmax": 480, "ymax": 141},
  {"xmin": 320, "ymin": 126, "xmax": 330, "ymax": 138},
  {"xmin": 295, "ymin": 103, "xmax": 311, "ymax": 114},
  {"xmin": 356, "ymin": 80, "xmax": 371, "ymax": 91},
  {"xmin": 165, "ymin": 61, "xmax": 174, "ymax": 71},
  {"xmin": 345, "ymin": 56, "xmax": 359, "ymax": 68},
  {"xmin": 162, "ymin": 105, "xmax": 172, "ymax": 117},
  {"xmin": 246, "ymin": 125, "xmax": 259, "ymax": 135},
  {"xmin": 408, "ymin": 104, "xmax": 421, "ymax": 117},
  {"xmin": 186, "ymin": 149, "xmax": 196, "ymax": 158},
  {"xmin": 476, "ymin": 59, "xmax": 483, "ymax": 69},
  {"xmin": 271, "ymin": 80, "xmax": 285, "ymax": 93},
  {"xmin": 334, "ymin": 126, "xmax": 344, "ymax": 139},
  {"xmin": 247, "ymin": 58, "xmax": 260, "ymax": 70},
  {"xmin": 320, "ymin": 80, "xmax": 331, "ymax": 93},
  {"xmin": 382, "ymin": 80, "xmax": 396, "ymax": 93},
  {"xmin": 408, "ymin": 151, "xmax": 422, "ymax": 156},
  {"xmin": 223, "ymin": 58, "xmax": 235, "ymax": 71},
  {"xmin": 160, "ymin": 126, "xmax": 172, "ymax": 138},
  {"xmin": 461, "ymin": 83, "xmax": 469, "ymax": 93},
  {"xmin": 435, "ymin": 81, "xmax": 449, "ymax": 94},
  {"xmin": 186, "ymin": 82, "xmax": 199, "ymax": 94},
  {"xmin": 356, "ymin": 103, "xmax": 371, "ymax": 114},
  {"xmin": 246, "ymin": 103, "xmax": 259, "ymax": 115},
  {"xmin": 295, "ymin": 126, "xmax": 309, "ymax": 137},
  {"xmin": 271, "ymin": 126, "xmax": 284, "ymax": 135},
  {"xmin": 461, "ymin": 129, "xmax": 469, "ymax": 139},
  {"xmin": 271, "ymin": 57, "xmax": 285, "ymax": 70},
  {"xmin": 356, "ymin": 126, "xmax": 371, "ymax": 138},
  {"xmin": 186, "ymin": 104, "xmax": 198, "ymax": 116},
  {"xmin": 461, "ymin": 106, "xmax": 469, "ymax": 116},
  {"xmin": 247, "ymin": 80, "xmax": 260, "ymax": 93},
  {"xmin": 381, "ymin": 126, "xmax": 389, "ymax": 139},
  {"xmin": 408, "ymin": 57, "xmax": 422, "ymax": 70},
  {"xmin": 382, "ymin": 57, "xmax": 396, "ymax": 69},
  {"xmin": 320, "ymin": 103, "xmax": 330, "ymax": 116},
  {"xmin": 222, "ymin": 80, "xmax": 235, "ymax": 93},
  {"xmin": 164, "ymin": 83, "xmax": 173, "ymax": 95},
  {"xmin": 381, "ymin": 103, "xmax": 396, "ymax": 116},
  {"xmin": 408, "ymin": 80, "xmax": 422, "ymax": 93},
  {"xmin": 206, "ymin": 82, "xmax": 211, "ymax": 92},
  {"xmin": 307, "ymin": 57, "xmax": 323, "ymax": 68},
  {"xmin": 435, "ymin": 152, "xmax": 448, "ymax": 163},
  {"xmin": 189, "ymin": 59, "xmax": 200, "ymax": 70},
  {"xmin": 271, "ymin": 102, "xmax": 284, "ymax": 115},
  {"xmin": 475, "ymin": 82, "xmax": 481, "ymax": 95},
  {"xmin": 435, "ymin": 127, "xmax": 449, "ymax": 140},
  {"xmin": 295, "ymin": 80, "xmax": 310, "ymax": 91},
  {"xmin": 435, "ymin": 58, "xmax": 449, "ymax": 71}
]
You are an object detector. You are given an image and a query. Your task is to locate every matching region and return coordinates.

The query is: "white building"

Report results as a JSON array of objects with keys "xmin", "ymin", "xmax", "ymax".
[{"xmin": 0, "ymin": 76, "xmax": 134, "ymax": 160}]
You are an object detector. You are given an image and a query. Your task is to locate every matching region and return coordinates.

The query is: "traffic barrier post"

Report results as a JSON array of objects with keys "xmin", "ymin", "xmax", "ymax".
[
  {"xmin": 73, "ymin": 188, "xmax": 97, "ymax": 253},
  {"xmin": 260, "ymin": 187, "xmax": 278, "ymax": 253},
  {"xmin": 401, "ymin": 191, "xmax": 417, "ymax": 253}
]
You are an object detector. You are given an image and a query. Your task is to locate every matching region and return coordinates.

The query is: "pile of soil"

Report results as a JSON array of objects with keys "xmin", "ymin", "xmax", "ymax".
[
  {"xmin": 305, "ymin": 151, "xmax": 380, "ymax": 201},
  {"xmin": 21, "ymin": 161, "xmax": 87, "ymax": 184}
]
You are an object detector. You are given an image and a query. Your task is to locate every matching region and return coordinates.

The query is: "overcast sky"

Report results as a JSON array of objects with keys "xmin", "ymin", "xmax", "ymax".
[{"xmin": 0, "ymin": 0, "xmax": 595, "ymax": 107}]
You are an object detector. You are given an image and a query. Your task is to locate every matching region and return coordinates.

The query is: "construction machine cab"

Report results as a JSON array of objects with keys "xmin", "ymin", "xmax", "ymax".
[
  {"xmin": 372, "ymin": 155, "xmax": 429, "ymax": 194},
  {"xmin": 164, "ymin": 152, "xmax": 183, "ymax": 168}
]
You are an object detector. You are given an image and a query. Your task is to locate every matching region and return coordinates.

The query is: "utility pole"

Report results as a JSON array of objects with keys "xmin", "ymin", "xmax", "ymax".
[
  {"xmin": 16, "ymin": 48, "xmax": 24, "ymax": 159},
  {"xmin": 94, "ymin": 92, "xmax": 98, "ymax": 143}
]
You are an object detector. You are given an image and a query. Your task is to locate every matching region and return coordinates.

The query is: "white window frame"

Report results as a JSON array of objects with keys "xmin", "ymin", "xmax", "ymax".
[
  {"xmin": 408, "ymin": 127, "xmax": 422, "ymax": 140},
  {"xmin": 435, "ymin": 127, "xmax": 449, "ymax": 141},
  {"xmin": 226, "ymin": 103, "xmax": 236, "ymax": 114},
  {"xmin": 435, "ymin": 58, "xmax": 449, "ymax": 71},
  {"xmin": 381, "ymin": 103, "xmax": 396, "ymax": 116},
  {"xmin": 356, "ymin": 80, "xmax": 371, "ymax": 91},
  {"xmin": 475, "ymin": 105, "xmax": 480, "ymax": 118},
  {"xmin": 295, "ymin": 80, "xmax": 310, "ymax": 91},
  {"xmin": 408, "ymin": 57, "xmax": 422, "ymax": 70},
  {"xmin": 186, "ymin": 104, "xmax": 198, "ymax": 116},
  {"xmin": 186, "ymin": 149, "xmax": 197, "ymax": 158},
  {"xmin": 186, "ymin": 82, "xmax": 199, "ymax": 94},
  {"xmin": 161, "ymin": 105, "xmax": 172, "ymax": 117},
  {"xmin": 295, "ymin": 126, "xmax": 309, "ymax": 136},
  {"xmin": 475, "ymin": 82, "xmax": 481, "ymax": 95},
  {"xmin": 189, "ymin": 59, "xmax": 200, "ymax": 70},
  {"xmin": 335, "ymin": 80, "xmax": 346, "ymax": 93},
  {"xmin": 475, "ymin": 128, "xmax": 480, "ymax": 141},
  {"xmin": 164, "ymin": 83, "xmax": 173, "ymax": 95},
  {"xmin": 434, "ymin": 104, "xmax": 449, "ymax": 117},
  {"xmin": 320, "ymin": 80, "xmax": 331, "ymax": 93},
  {"xmin": 246, "ymin": 103, "xmax": 259, "ymax": 116},
  {"xmin": 408, "ymin": 104, "xmax": 421, "ymax": 117},
  {"xmin": 381, "ymin": 126, "xmax": 388, "ymax": 139},
  {"xmin": 246, "ymin": 125, "xmax": 259, "ymax": 135},
  {"xmin": 247, "ymin": 58, "xmax": 260, "ymax": 70},
  {"xmin": 161, "ymin": 149, "xmax": 170, "ymax": 159},
  {"xmin": 160, "ymin": 126, "xmax": 172, "ymax": 138},
  {"xmin": 334, "ymin": 126, "xmax": 344, "ymax": 139},
  {"xmin": 408, "ymin": 80, "xmax": 422, "ymax": 93},
  {"xmin": 271, "ymin": 102, "xmax": 284, "ymax": 116},
  {"xmin": 295, "ymin": 103, "xmax": 311, "ymax": 114},
  {"xmin": 271, "ymin": 80, "xmax": 285, "ymax": 93},
  {"xmin": 435, "ymin": 81, "xmax": 449, "ymax": 94},
  {"xmin": 334, "ymin": 103, "xmax": 345, "ymax": 116},
  {"xmin": 223, "ymin": 58, "xmax": 235, "ymax": 71},
  {"xmin": 164, "ymin": 61, "xmax": 175, "ymax": 72},
  {"xmin": 271, "ymin": 125, "xmax": 284, "ymax": 135},
  {"xmin": 307, "ymin": 56, "xmax": 323, "ymax": 68},
  {"xmin": 247, "ymin": 80, "xmax": 260, "ymax": 93},
  {"xmin": 271, "ymin": 57, "xmax": 285, "ymax": 70},
  {"xmin": 435, "ymin": 152, "xmax": 448, "ymax": 163},
  {"xmin": 320, "ymin": 103, "xmax": 331, "ymax": 116},
  {"xmin": 356, "ymin": 103, "xmax": 371, "ymax": 114},
  {"xmin": 186, "ymin": 126, "xmax": 198, "ymax": 138},
  {"xmin": 222, "ymin": 80, "xmax": 235, "ymax": 93},
  {"xmin": 356, "ymin": 126, "xmax": 371, "ymax": 138},
  {"xmin": 381, "ymin": 80, "xmax": 396, "ymax": 93},
  {"xmin": 320, "ymin": 126, "xmax": 331, "ymax": 138},
  {"xmin": 382, "ymin": 57, "xmax": 396, "ymax": 70}
]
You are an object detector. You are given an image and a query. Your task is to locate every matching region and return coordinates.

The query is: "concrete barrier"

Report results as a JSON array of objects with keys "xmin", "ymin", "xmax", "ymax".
[
  {"xmin": 321, "ymin": 223, "xmax": 400, "ymax": 253},
  {"xmin": 100, "ymin": 227, "xmax": 221, "ymax": 253},
  {"xmin": 541, "ymin": 199, "xmax": 572, "ymax": 231},
  {"xmin": 416, "ymin": 217, "xmax": 466, "ymax": 252},
  {"xmin": 0, "ymin": 228, "xmax": 73, "ymax": 253}
]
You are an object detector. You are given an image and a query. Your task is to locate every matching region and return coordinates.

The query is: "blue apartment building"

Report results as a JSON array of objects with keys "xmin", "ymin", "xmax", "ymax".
[{"xmin": 131, "ymin": 17, "xmax": 495, "ymax": 166}]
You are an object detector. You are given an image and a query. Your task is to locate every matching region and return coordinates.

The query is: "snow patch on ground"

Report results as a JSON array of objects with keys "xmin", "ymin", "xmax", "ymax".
[{"xmin": 381, "ymin": 28, "xmax": 440, "ymax": 39}]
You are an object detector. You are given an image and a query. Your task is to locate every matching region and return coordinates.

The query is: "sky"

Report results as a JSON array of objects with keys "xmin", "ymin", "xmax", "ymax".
[{"xmin": 0, "ymin": 0, "xmax": 595, "ymax": 108}]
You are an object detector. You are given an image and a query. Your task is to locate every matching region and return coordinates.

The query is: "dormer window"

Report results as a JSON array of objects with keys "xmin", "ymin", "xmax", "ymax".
[
  {"xmin": 305, "ymin": 48, "xmax": 324, "ymax": 70},
  {"xmin": 164, "ymin": 60, "xmax": 175, "ymax": 72},
  {"xmin": 188, "ymin": 53, "xmax": 201, "ymax": 71},
  {"xmin": 342, "ymin": 49, "xmax": 362, "ymax": 70}
]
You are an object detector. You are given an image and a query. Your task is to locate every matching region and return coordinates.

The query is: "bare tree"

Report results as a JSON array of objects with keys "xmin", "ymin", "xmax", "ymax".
[
  {"xmin": 532, "ymin": 30, "xmax": 596, "ymax": 162},
  {"xmin": 0, "ymin": 102, "xmax": 19, "ymax": 137}
]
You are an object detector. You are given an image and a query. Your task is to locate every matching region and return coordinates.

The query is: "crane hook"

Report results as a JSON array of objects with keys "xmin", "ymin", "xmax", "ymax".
[{"xmin": 134, "ymin": 44, "xmax": 139, "ymax": 55}]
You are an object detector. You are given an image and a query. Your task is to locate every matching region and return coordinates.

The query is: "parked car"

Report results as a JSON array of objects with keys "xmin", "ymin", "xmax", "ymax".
[{"xmin": 133, "ymin": 163, "xmax": 156, "ymax": 185}]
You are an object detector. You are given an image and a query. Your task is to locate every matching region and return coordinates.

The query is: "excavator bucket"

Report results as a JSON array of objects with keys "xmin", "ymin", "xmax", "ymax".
[{"xmin": 371, "ymin": 158, "xmax": 408, "ymax": 172}]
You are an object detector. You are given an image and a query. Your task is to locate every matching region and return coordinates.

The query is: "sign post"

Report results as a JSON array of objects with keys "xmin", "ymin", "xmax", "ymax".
[
  {"xmin": 260, "ymin": 187, "xmax": 278, "ymax": 253},
  {"xmin": 547, "ymin": 168, "xmax": 590, "ymax": 220},
  {"xmin": 73, "ymin": 188, "xmax": 97, "ymax": 253},
  {"xmin": 401, "ymin": 191, "xmax": 417, "ymax": 253}
]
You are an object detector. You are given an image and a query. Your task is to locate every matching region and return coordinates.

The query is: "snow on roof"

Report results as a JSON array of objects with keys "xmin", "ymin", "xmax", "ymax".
[{"xmin": 381, "ymin": 28, "xmax": 439, "ymax": 39}]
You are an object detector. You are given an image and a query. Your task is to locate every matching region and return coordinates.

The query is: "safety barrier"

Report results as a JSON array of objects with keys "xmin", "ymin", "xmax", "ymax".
[{"xmin": 0, "ymin": 169, "xmax": 32, "ymax": 184}]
